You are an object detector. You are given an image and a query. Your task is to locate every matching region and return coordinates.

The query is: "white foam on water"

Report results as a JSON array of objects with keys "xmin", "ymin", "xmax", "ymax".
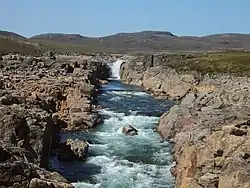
[
  {"xmin": 109, "ymin": 59, "xmax": 124, "ymax": 80},
  {"xmin": 73, "ymin": 155, "xmax": 174, "ymax": 188},
  {"xmin": 109, "ymin": 96, "xmax": 122, "ymax": 101},
  {"xmin": 73, "ymin": 182, "xmax": 101, "ymax": 188},
  {"xmin": 70, "ymin": 76, "xmax": 175, "ymax": 188},
  {"xmin": 108, "ymin": 90, "xmax": 150, "ymax": 97},
  {"xmin": 98, "ymin": 109, "xmax": 125, "ymax": 119}
]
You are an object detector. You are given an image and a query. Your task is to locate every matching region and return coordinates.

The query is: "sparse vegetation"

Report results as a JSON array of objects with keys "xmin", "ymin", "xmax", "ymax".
[
  {"xmin": 1, "ymin": 29, "xmax": 250, "ymax": 77},
  {"xmin": 163, "ymin": 50, "xmax": 250, "ymax": 77},
  {"xmin": 0, "ymin": 37, "xmax": 45, "ymax": 56}
]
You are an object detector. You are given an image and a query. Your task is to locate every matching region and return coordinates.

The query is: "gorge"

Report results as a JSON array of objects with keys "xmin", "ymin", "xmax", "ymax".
[
  {"xmin": 1, "ymin": 51, "xmax": 250, "ymax": 188},
  {"xmin": 120, "ymin": 53, "xmax": 250, "ymax": 188},
  {"xmin": 51, "ymin": 60, "xmax": 175, "ymax": 188}
]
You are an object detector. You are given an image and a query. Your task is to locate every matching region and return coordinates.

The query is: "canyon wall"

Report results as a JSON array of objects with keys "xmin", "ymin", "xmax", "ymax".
[
  {"xmin": 120, "ymin": 54, "xmax": 250, "ymax": 188},
  {"xmin": 0, "ymin": 53, "xmax": 111, "ymax": 187}
]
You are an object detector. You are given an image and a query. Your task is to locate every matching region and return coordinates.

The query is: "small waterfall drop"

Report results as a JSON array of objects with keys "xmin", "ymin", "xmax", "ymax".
[{"xmin": 110, "ymin": 60, "xmax": 124, "ymax": 80}]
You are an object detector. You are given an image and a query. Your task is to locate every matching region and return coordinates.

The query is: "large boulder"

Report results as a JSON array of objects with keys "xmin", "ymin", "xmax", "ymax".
[
  {"xmin": 58, "ymin": 139, "xmax": 89, "ymax": 161},
  {"xmin": 122, "ymin": 125, "xmax": 138, "ymax": 136}
]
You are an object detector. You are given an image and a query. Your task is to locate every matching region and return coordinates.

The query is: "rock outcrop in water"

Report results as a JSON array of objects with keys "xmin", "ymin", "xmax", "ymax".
[
  {"xmin": 120, "ymin": 54, "xmax": 250, "ymax": 188},
  {"xmin": 58, "ymin": 139, "xmax": 89, "ymax": 161},
  {"xmin": 0, "ymin": 53, "xmax": 111, "ymax": 187},
  {"xmin": 122, "ymin": 125, "xmax": 138, "ymax": 136}
]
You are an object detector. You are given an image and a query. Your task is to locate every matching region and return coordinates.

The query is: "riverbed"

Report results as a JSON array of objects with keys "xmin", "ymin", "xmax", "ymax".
[{"xmin": 50, "ymin": 61, "xmax": 175, "ymax": 188}]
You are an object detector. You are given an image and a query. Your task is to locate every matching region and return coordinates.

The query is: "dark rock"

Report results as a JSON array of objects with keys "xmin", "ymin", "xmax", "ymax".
[
  {"xmin": 230, "ymin": 127, "xmax": 247, "ymax": 136},
  {"xmin": 48, "ymin": 51, "xmax": 56, "ymax": 60},
  {"xmin": 39, "ymin": 97, "xmax": 57, "ymax": 113},
  {"xmin": 0, "ymin": 95, "xmax": 23, "ymax": 105},
  {"xmin": 0, "ymin": 79, "xmax": 4, "ymax": 89},
  {"xmin": 0, "ymin": 147, "xmax": 11, "ymax": 162},
  {"xmin": 73, "ymin": 61, "xmax": 80, "ymax": 68},
  {"xmin": 241, "ymin": 152, "xmax": 250, "ymax": 160},
  {"xmin": 214, "ymin": 149, "xmax": 223, "ymax": 157},
  {"xmin": 66, "ymin": 64, "xmax": 74, "ymax": 73},
  {"xmin": 53, "ymin": 90, "xmax": 66, "ymax": 101}
]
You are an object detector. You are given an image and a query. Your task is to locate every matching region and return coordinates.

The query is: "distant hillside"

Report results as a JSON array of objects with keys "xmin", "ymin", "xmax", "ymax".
[
  {"xmin": 30, "ymin": 31, "xmax": 250, "ymax": 53},
  {"xmin": 1, "ymin": 29, "xmax": 250, "ymax": 54},
  {"xmin": 0, "ymin": 31, "xmax": 45, "ymax": 56},
  {"xmin": 0, "ymin": 30, "xmax": 27, "ymax": 40},
  {"xmin": 0, "ymin": 37, "xmax": 46, "ymax": 56}
]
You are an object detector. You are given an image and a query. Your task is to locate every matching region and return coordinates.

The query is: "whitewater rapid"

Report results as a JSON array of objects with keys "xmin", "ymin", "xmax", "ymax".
[{"xmin": 50, "ymin": 60, "xmax": 175, "ymax": 188}]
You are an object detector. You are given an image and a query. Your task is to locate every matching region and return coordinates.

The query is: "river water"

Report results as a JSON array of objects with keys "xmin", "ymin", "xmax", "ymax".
[{"xmin": 51, "ymin": 60, "xmax": 175, "ymax": 188}]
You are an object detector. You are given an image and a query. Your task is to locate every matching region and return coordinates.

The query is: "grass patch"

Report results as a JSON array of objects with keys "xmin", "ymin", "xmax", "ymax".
[
  {"xmin": 0, "ymin": 37, "xmax": 45, "ymax": 56},
  {"xmin": 163, "ymin": 50, "xmax": 250, "ymax": 77}
]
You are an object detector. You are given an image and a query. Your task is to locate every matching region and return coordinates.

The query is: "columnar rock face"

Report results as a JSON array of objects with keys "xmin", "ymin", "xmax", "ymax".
[
  {"xmin": 120, "ymin": 54, "xmax": 250, "ymax": 188},
  {"xmin": 0, "ymin": 53, "xmax": 111, "ymax": 187}
]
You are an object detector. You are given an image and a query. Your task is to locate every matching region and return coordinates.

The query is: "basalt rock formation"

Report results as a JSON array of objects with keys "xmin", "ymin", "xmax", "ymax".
[
  {"xmin": 0, "ymin": 53, "xmax": 111, "ymax": 187},
  {"xmin": 120, "ymin": 53, "xmax": 250, "ymax": 188}
]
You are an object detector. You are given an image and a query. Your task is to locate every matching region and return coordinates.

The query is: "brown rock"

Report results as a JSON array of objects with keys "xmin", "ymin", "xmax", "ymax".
[
  {"xmin": 58, "ymin": 139, "xmax": 89, "ymax": 161},
  {"xmin": 29, "ymin": 178, "xmax": 74, "ymax": 188},
  {"xmin": 198, "ymin": 173, "xmax": 219, "ymax": 188},
  {"xmin": 122, "ymin": 125, "xmax": 138, "ymax": 136}
]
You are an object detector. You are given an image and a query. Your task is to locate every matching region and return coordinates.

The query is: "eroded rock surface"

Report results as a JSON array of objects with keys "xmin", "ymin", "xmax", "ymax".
[
  {"xmin": 121, "ymin": 54, "xmax": 250, "ymax": 188},
  {"xmin": 58, "ymin": 139, "xmax": 89, "ymax": 161},
  {"xmin": 0, "ymin": 53, "xmax": 111, "ymax": 187}
]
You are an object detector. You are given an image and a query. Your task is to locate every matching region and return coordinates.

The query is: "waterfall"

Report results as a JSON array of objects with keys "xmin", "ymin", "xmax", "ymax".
[{"xmin": 110, "ymin": 60, "xmax": 124, "ymax": 80}]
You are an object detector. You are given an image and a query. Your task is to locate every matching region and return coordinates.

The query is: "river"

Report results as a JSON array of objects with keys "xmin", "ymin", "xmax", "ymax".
[{"xmin": 51, "ymin": 60, "xmax": 175, "ymax": 188}]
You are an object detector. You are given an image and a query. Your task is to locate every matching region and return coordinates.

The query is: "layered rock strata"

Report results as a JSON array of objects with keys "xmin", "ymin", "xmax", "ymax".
[{"xmin": 120, "ymin": 54, "xmax": 250, "ymax": 188}]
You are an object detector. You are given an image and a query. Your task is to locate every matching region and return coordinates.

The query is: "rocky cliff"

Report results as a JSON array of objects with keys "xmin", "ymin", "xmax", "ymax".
[
  {"xmin": 120, "ymin": 52, "xmax": 250, "ymax": 188},
  {"xmin": 0, "ymin": 53, "xmax": 111, "ymax": 187}
]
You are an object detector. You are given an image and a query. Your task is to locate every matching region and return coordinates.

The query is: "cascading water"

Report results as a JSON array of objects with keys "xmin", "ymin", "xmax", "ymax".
[
  {"xmin": 50, "ymin": 62, "xmax": 175, "ymax": 188},
  {"xmin": 109, "ymin": 59, "xmax": 124, "ymax": 80}
]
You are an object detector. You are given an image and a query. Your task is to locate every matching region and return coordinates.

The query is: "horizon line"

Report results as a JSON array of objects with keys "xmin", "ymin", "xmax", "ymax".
[{"xmin": 1, "ymin": 29, "xmax": 250, "ymax": 39}]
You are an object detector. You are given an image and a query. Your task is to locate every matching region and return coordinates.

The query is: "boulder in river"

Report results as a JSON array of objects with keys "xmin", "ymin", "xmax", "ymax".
[
  {"xmin": 58, "ymin": 138, "xmax": 89, "ymax": 161},
  {"xmin": 122, "ymin": 125, "xmax": 138, "ymax": 136}
]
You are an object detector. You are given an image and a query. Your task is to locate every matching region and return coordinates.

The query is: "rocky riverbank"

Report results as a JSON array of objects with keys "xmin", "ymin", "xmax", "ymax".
[
  {"xmin": 0, "ymin": 53, "xmax": 112, "ymax": 187},
  {"xmin": 120, "ymin": 53, "xmax": 250, "ymax": 188}
]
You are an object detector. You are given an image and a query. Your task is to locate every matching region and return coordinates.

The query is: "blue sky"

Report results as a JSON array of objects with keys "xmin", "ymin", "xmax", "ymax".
[{"xmin": 0, "ymin": 0, "xmax": 249, "ymax": 37}]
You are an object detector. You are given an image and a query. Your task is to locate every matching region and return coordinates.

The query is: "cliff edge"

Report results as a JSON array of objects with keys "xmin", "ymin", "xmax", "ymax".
[{"xmin": 120, "ymin": 51, "xmax": 250, "ymax": 188}]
